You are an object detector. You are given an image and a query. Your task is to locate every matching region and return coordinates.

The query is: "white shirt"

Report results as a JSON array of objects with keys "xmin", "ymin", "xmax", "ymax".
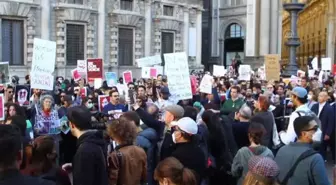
[
  {"xmin": 279, "ymin": 104, "xmax": 322, "ymax": 144},
  {"xmin": 317, "ymin": 102, "xmax": 326, "ymax": 117}
]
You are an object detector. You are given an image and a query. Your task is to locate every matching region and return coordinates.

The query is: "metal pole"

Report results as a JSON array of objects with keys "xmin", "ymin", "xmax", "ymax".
[{"xmin": 283, "ymin": 0, "xmax": 305, "ymax": 77}]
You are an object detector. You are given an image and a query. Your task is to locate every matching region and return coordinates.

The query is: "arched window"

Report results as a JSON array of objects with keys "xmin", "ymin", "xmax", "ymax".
[{"xmin": 225, "ymin": 23, "xmax": 244, "ymax": 38}]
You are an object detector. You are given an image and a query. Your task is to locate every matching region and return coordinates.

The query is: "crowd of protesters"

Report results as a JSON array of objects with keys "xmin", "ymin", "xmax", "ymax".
[{"xmin": 0, "ymin": 71, "xmax": 335, "ymax": 185}]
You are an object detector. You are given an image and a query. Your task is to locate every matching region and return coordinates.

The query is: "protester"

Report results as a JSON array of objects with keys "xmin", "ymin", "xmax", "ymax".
[
  {"xmin": 232, "ymin": 105, "xmax": 252, "ymax": 148},
  {"xmin": 154, "ymin": 157, "xmax": 197, "ymax": 185},
  {"xmin": 242, "ymin": 156, "xmax": 279, "ymax": 185},
  {"xmin": 232, "ymin": 122, "xmax": 274, "ymax": 185},
  {"xmin": 0, "ymin": 125, "xmax": 55, "ymax": 185},
  {"xmin": 275, "ymin": 116, "xmax": 329, "ymax": 185},
  {"xmin": 106, "ymin": 116, "xmax": 147, "ymax": 185},
  {"xmin": 63, "ymin": 106, "xmax": 108, "ymax": 185}
]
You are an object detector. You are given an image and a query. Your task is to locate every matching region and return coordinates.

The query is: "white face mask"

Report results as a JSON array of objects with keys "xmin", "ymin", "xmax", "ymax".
[
  {"xmin": 172, "ymin": 132, "xmax": 176, "ymax": 143},
  {"xmin": 307, "ymin": 95, "xmax": 312, "ymax": 100},
  {"xmin": 334, "ymin": 93, "xmax": 336, "ymax": 99}
]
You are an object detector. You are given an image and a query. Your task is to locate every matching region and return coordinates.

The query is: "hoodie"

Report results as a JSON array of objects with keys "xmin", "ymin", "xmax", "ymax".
[
  {"xmin": 72, "ymin": 130, "xmax": 108, "ymax": 185},
  {"xmin": 231, "ymin": 146, "xmax": 274, "ymax": 185}
]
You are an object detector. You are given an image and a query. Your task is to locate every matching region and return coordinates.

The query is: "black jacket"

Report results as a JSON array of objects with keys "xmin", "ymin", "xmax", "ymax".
[
  {"xmin": 171, "ymin": 142, "xmax": 206, "ymax": 184},
  {"xmin": 0, "ymin": 169, "xmax": 55, "ymax": 185},
  {"xmin": 73, "ymin": 131, "xmax": 108, "ymax": 185}
]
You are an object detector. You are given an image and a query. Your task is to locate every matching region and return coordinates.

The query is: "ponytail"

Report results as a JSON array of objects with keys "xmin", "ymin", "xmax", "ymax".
[{"xmin": 181, "ymin": 168, "xmax": 197, "ymax": 185}]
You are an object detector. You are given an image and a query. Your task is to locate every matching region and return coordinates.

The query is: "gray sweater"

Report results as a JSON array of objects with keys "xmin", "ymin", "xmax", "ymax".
[
  {"xmin": 231, "ymin": 145, "xmax": 274, "ymax": 185},
  {"xmin": 275, "ymin": 142, "xmax": 330, "ymax": 185}
]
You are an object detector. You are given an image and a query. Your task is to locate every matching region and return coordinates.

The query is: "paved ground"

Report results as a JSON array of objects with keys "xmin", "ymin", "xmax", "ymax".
[{"xmin": 326, "ymin": 161, "xmax": 335, "ymax": 184}]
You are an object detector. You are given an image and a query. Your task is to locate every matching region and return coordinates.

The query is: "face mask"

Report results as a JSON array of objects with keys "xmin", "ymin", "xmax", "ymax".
[
  {"xmin": 253, "ymin": 91, "xmax": 257, "ymax": 95},
  {"xmin": 172, "ymin": 132, "xmax": 176, "ymax": 143},
  {"xmin": 307, "ymin": 95, "xmax": 312, "ymax": 100},
  {"xmin": 86, "ymin": 103, "xmax": 93, "ymax": 109},
  {"xmin": 334, "ymin": 93, "xmax": 336, "ymax": 98}
]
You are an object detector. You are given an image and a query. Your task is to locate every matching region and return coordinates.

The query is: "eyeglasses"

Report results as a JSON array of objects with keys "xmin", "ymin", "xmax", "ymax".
[{"xmin": 303, "ymin": 125, "xmax": 318, "ymax": 132}]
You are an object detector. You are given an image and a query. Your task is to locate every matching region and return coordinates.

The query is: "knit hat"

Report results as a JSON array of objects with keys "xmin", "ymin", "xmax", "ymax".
[
  {"xmin": 165, "ymin": 105, "xmax": 184, "ymax": 119},
  {"xmin": 248, "ymin": 156, "xmax": 279, "ymax": 178},
  {"xmin": 193, "ymin": 101, "xmax": 202, "ymax": 110}
]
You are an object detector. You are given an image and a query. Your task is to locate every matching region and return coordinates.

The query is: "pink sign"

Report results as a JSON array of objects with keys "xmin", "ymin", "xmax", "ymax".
[
  {"xmin": 123, "ymin": 71, "xmax": 133, "ymax": 84},
  {"xmin": 150, "ymin": 68, "xmax": 157, "ymax": 78},
  {"xmin": 71, "ymin": 69, "xmax": 81, "ymax": 81}
]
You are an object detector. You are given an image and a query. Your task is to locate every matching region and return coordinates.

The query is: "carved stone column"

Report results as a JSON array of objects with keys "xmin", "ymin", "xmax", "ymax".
[{"xmin": 144, "ymin": 0, "xmax": 152, "ymax": 56}]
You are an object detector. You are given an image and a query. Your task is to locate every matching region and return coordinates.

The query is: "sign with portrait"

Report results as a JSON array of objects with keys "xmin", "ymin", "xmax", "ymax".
[
  {"xmin": 98, "ymin": 95, "xmax": 110, "ymax": 112},
  {"xmin": 15, "ymin": 85, "xmax": 31, "ymax": 106}
]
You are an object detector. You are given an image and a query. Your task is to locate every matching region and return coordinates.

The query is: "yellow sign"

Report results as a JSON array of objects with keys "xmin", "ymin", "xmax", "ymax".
[{"xmin": 265, "ymin": 54, "xmax": 280, "ymax": 81}]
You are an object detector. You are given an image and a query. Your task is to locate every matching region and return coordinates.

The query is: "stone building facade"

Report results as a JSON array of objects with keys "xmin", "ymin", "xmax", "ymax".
[
  {"xmin": 203, "ymin": 0, "xmax": 283, "ymax": 69},
  {"xmin": 0, "ymin": 0, "xmax": 203, "ymax": 80}
]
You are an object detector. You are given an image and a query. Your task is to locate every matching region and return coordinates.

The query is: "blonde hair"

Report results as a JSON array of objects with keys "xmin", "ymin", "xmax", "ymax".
[{"xmin": 242, "ymin": 172, "xmax": 279, "ymax": 185}]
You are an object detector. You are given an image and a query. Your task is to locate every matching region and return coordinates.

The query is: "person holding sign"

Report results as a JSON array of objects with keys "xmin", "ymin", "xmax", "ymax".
[{"xmin": 103, "ymin": 90, "xmax": 127, "ymax": 115}]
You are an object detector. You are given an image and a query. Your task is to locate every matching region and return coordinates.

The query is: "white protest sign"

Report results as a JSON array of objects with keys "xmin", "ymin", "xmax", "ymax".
[
  {"xmin": 199, "ymin": 74, "xmax": 213, "ymax": 94},
  {"xmin": 77, "ymin": 60, "xmax": 87, "ymax": 73},
  {"xmin": 321, "ymin": 58, "xmax": 332, "ymax": 71},
  {"xmin": 164, "ymin": 52, "xmax": 192, "ymax": 101},
  {"xmin": 311, "ymin": 57, "xmax": 318, "ymax": 70},
  {"xmin": 154, "ymin": 65, "xmax": 164, "ymax": 75},
  {"xmin": 238, "ymin": 65, "xmax": 251, "ymax": 81},
  {"xmin": 213, "ymin": 65, "xmax": 226, "ymax": 77},
  {"xmin": 297, "ymin": 70, "xmax": 306, "ymax": 78},
  {"xmin": 94, "ymin": 78, "xmax": 102, "ymax": 89},
  {"xmin": 318, "ymin": 71, "xmax": 324, "ymax": 82},
  {"xmin": 30, "ymin": 72, "xmax": 54, "ymax": 90},
  {"xmin": 136, "ymin": 55, "xmax": 162, "ymax": 67},
  {"xmin": 31, "ymin": 38, "xmax": 56, "ymax": 74},
  {"xmin": 308, "ymin": 69, "xmax": 315, "ymax": 77}
]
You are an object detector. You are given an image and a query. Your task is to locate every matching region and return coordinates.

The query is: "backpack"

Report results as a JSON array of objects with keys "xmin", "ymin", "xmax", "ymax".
[{"xmin": 278, "ymin": 149, "xmax": 318, "ymax": 185}]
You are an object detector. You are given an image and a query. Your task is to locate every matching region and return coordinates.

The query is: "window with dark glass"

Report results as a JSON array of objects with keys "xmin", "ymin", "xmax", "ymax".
[
  {"xmin": 1, "ymin": 19, "xmax": 24, "ymax": 65},
  {"xmin": 161, "ymin": 32, "xmax": 174, "ymax": 54},
  {"xmin": 66, "ymin": 24, "xmax": 85, "ymax": 65},
  {"xmin": 225, "ymin": 23, "xmax": 244, "ymax": 38},
  {"xmin": 118, "ymin": 28, "xmax": 133, "ymax": 66},
  {"xmin": 120, "ymin": 0, "xmax": 133, "ymax": 11},
  {"xmin": 68, "ymin": 0, "xmax": 83, "ymax": 4},
  {"xmin": 163, "ymin": 5, "xmax": 174, "ymax": 16}
]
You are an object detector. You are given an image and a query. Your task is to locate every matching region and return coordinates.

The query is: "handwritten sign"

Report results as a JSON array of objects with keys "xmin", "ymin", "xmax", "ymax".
[
  {"xmin": 164, "ymin": 52, "xmax": 192, "ymax": 101},
  {"xmin": 213, "ymin": 65, "xmax": 226, "ymax": 77},
  {"xmin": 321, "ymin": 58, "xmax": 332, "ymax": 71},
  {"xmin": 105, "ymin": 72, "xmax": 117, "ymax": 87},
  {"xmin": 154, "ymin": 65, "xmax": 164, "ymax": 75},
  {"xmin": 311, "ymin": 57, "xmax": 318, "ymax": 70},
  {"xmin": 238, "ymin": 65, "xmax": 251, "ymax": 81},
  {"xmin": 199, "ymin": 74, "xmax": 213, "ymax": 94},
  {"xmin": 30, "ymin": 72, "xmax": 54, "ymax": 90},
  {"xmin": 32, "ymin": 38, "xmax": 56, "ymax": 74},
  {"xmin": 136, "ymin": 55, "xmax": 162, "ymax": 67},
  {"xmin": 94, "ymin": 78, "xmax": 102, "ymax": 89},
  {"xmin": 265, "ymin": 54, "xmax": 280, "ymax": 81},
  {"xmin": 77, "ymin": 60, "xmax": 87, "ymax": 73}
]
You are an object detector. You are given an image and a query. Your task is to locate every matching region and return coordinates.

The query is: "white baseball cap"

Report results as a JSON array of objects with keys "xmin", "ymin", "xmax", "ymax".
[{"xmin": 171, "ymin": 117, "xmax": 198, "ymax": 135}]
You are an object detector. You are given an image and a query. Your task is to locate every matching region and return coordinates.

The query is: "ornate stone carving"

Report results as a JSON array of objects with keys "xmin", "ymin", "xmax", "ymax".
[
  {"xmin": 64, "ymin": 8, "xmax": 91, "ymax": 22},
  {"xmin": 134, "ymin": 0, "xmax": 141, "ymax": 13},
  {"xmin": 0, "ymin": 1, "xmax": 31, "ymax": 16},
  {"xmin": 176, "ymin": 6, "xmax": 184, "ymax": 19},
  {"xmin": 155, "ymin": 2, "xmax": 162, "ymax": 16},
  {"xmin": 113, "ymin": 0, "xmax": 119, "ymax": 10}
]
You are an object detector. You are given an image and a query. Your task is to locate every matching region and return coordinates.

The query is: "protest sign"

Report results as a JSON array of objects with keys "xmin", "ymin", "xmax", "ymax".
[
  {"xmin": 105, "ymin": 72, "xmax": 117, "ymax": 87},
  {"xmin": 311, "ymin": 57, "xmax": 318, "ymax": 70},
  {"xmin": 199, "ymin": 74, "xmax": 213, "ymax": 94},
  {"xmin": 238, "ymin": 65, "xmax": 251, "ymax": 81},
  {"xmin": 15, "ymin": 85, "xmax": 30, "ymax": 106},
  {"xmin": 71, "ymin": 69, "xmax": 81, "ymax": 81},
  {"xmin": 265, "ymin": 54, "xmax": 280, "ymax": 81},
  {"xmin": 142, "ymin": 67, "xmax": 157, "ymax": 79},
  {"xmin": 154, "ymin": 65, "xmax": 164, "ymax": 75},
  {"xmin": 60, "ymin": 116, "xmax": 70, "ymax": 134},
  {"xmin": 308, "ymin": 69, "xmax": 315, "ymax": 78},
  {"xmin": 297, "ymin": 70, "xmax": 306, "ymax": 78},
  {"xmin": 98, "ymin": 95, "xmax": 110, "ymax": 112},
  {"xmin": 164, "ymin": 52, "xmax": 192, "ymax": 101},
  {"xmin": 31, "ymin": 38, "xmax": 56, "ymax": 74},
  {"xmin": 123, "ymin": 71, "xmax": 133, "ymax": 84},
  {"xmin": 333, "ymin": 64, "xmax": 336, "ymax": 76},
  {"xmin": 136, "ymin": 55, "xmax": 162, "ymax": 67},
  {"xmin": 77, "ymin": 60, "xmax": 87, "ymax": 73},
  {"xmin": 213, "ymin": 65, "xmax": 226, "ymax": 77},
  {"xmin": 318, "ymin": 71, "xmax": 324, "ymax": 82},
  {"xmin": 0, "ymin": 94, "xmax": 4, "ymax": 121},
  {"xmin": 190, "ymin": 75, "xmax": 198, "ymax": 95},
  {"xmin": 0, "ymin": 62, "xmax": 10, "ymax": 84},
  {"xmin": 321, "ymin": 58, "xmax": 332, "ymax": 71},
  {"xmin": 80, "ymin": 87, "xmax": 87, "ymax": 97},
  {"xmin": 87, "ymin": 58, "xmax": 103, "ymax": 84},
  {"xmin": 30, "ymin": 72, "xmax": 54, "ymax": 90},
  {"xmin": 94, "ymin": 78, "xmax": 102, "ymax": 89}
]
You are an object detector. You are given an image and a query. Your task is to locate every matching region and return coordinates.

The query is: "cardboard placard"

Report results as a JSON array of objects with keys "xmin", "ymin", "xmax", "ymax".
[{"xmin": 265, "ymin": 54, "xmax": 280, "ymax": 81}]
